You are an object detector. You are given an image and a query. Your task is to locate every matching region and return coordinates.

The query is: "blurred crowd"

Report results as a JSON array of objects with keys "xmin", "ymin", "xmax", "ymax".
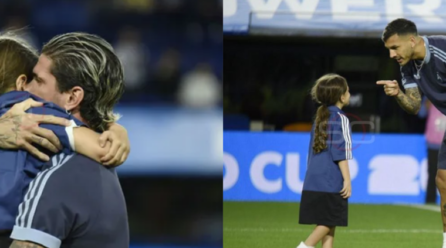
[{"xmin": 0, "ymin": 0, "xmax": 223, "ymax": 108}]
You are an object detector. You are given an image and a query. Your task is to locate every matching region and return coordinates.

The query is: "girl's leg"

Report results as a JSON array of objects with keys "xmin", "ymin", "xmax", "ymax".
[
  {"xmin": 303, "ymin": 225, "xmax": 331, "ymax": 247},
  {"xmin": 321, "ymin": 226, "xmax": 336, "ymax": 248}
]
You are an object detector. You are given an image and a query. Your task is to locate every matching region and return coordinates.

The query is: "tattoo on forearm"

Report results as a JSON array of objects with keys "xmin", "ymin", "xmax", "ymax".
[
  {"xmin": 0, "ymin": 114, "xmax": 23, "ymax": 148},
  {"xmin": 10, "ymin": 240, "xmax": 44, "ymax": 248},
  {"xmin": 395, "ymin": 88, "xmax": 421, "ymax": 114}
]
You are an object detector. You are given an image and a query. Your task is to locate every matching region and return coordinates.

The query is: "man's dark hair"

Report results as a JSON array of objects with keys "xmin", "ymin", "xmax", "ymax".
[
  {"xmin": 382, "ymin": 18, "xmax": 418, "ymax": 42},
  {"xmin": 42, "ymin": 32, "xmax": 125, "ymax": 132}
]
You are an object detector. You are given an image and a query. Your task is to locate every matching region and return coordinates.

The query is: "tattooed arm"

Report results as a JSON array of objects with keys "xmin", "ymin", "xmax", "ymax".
[
  {"xmin": 9, "ymin": 240, "xmax": 44, "ymax": 248},
  {"xmin": 394, "ymin": 87, "xmax": 422, "ymax": 115},
  {"xmin": 377, "ymin": 80, "xmax": 422, "ymax": 115},
  {"xmin": 0, "ymin": 99, "xmax": 69, "ymax": 161}
]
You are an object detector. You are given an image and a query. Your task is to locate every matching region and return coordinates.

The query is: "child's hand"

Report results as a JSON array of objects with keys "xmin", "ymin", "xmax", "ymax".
[
  {"xmin": 340, "ymin": 180, "xmax": 352, "ymax": 199},
  {"xmin": 99, "ymin": 123, "xmax": 130, "ymax": 167}
]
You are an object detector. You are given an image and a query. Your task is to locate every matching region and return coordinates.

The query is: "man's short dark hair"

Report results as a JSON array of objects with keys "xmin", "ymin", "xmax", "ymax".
[{"xmin": 382, "ymin": 18, "xmax": 418, "ymax": 42}]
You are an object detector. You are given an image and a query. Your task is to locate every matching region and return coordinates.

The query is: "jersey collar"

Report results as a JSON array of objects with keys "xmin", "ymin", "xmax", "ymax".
[
  {"xmin": 328, "ymin": 105, "xmax": 342, "ymax": 113},
  {"xmin": 422, "ymin": 36, "xmax": 431, "ymax": 63}
]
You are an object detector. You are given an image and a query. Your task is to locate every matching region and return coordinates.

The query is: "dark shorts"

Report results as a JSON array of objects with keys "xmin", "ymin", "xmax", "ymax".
[
  {"xmin": 438, "ymin": 131, "xmax": 446, "ymax": 170},
  {"xmin": 299, "ymin": 190, "xmax": 348, "ymax": 227}
]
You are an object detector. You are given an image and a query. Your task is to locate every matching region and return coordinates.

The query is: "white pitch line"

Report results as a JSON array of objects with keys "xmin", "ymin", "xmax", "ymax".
[
  {"xmin": 224, "ymin": 227, "xmax": 441, "ymax": 234},
  {"xmin": 399, "ymin": 204, "xmax": 441, "ymax": 212}
]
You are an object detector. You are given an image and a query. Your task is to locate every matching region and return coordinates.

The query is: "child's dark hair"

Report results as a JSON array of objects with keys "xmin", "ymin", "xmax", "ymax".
[
  {"xmin": 310, "ymin": 73, "xmax": 348, "ymax": 154},
  {"xmin": 0, "ymin": 31, "xmax": 38, "ymax": 94}
]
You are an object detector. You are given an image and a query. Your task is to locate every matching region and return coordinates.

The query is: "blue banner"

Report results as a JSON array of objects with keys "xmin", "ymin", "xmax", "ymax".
[
  {"xmin": 224, "ymin": 0, "xmax": 446, "ymax": 36},
  {"xmin": 223, "ymin": 132, "xmax": 430, "ymax": 204}
]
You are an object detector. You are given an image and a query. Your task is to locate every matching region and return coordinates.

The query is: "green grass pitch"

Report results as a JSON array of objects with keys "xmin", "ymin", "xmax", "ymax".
[{"xmin": 224, "ymin": 202, "xmax": 443, "ymax": 248}]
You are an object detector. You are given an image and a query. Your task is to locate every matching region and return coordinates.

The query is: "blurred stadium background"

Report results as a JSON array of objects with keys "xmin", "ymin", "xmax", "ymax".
[
  {"xmin": 223, "ymin": 1, "xmax": 446, "ymax": 247},
  {"xmin": 0, "ymin": 0, "xmax": 222, "ymax": 248}
]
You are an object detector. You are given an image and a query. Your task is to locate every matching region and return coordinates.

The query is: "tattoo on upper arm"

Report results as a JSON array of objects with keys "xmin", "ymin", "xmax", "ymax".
[
  {"xmin": 396, "ymin": 87, "xmax": 422, "ymax": 114},
  {"xmin": 10, "ymin": 240, "xmax": 44, "ymax": 248}
]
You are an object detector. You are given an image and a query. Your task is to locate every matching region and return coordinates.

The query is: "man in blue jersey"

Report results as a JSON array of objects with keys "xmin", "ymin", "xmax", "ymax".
[
  {"xmin": 378, "ymin": 18, "xmax": 446, "ymax": 248},
  {"xmin": 0, "ymin": 32, "xmax": 129, "ymax": 247}
]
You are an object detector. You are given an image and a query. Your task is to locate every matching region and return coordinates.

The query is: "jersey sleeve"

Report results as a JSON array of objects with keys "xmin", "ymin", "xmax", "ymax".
[
  {"xmin": 400, "ymin": 65, "xmax": 418, "ymax": 89},
  {"xmin": 329, "ymin": 114, "xmax": 352, "ymax": 161},
  {"xmin": 26, "ymin": 105, "xmax": 79, "ymax": 154},
  {"xmin": 10, "ymin": 154, "xmax": 78, "ymax": 248}
]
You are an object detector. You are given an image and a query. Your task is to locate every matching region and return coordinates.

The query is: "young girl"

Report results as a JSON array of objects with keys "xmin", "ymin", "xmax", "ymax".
[{"xmin": 297, "ymin": 74, "xmax": 352, "ymax": 248}]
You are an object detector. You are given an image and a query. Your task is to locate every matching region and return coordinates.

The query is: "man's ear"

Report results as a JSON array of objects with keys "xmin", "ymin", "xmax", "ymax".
[
  {"xmin": 410, "ymin": 35, "xmax": 417, "ymax": 48},
  {"xmin": 15, "ymin": 74, "xmax": 27, "ymax": 91},
  {"xmin": 64, "ymin": 86, "xmax": 84, "ymax": 112}
]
